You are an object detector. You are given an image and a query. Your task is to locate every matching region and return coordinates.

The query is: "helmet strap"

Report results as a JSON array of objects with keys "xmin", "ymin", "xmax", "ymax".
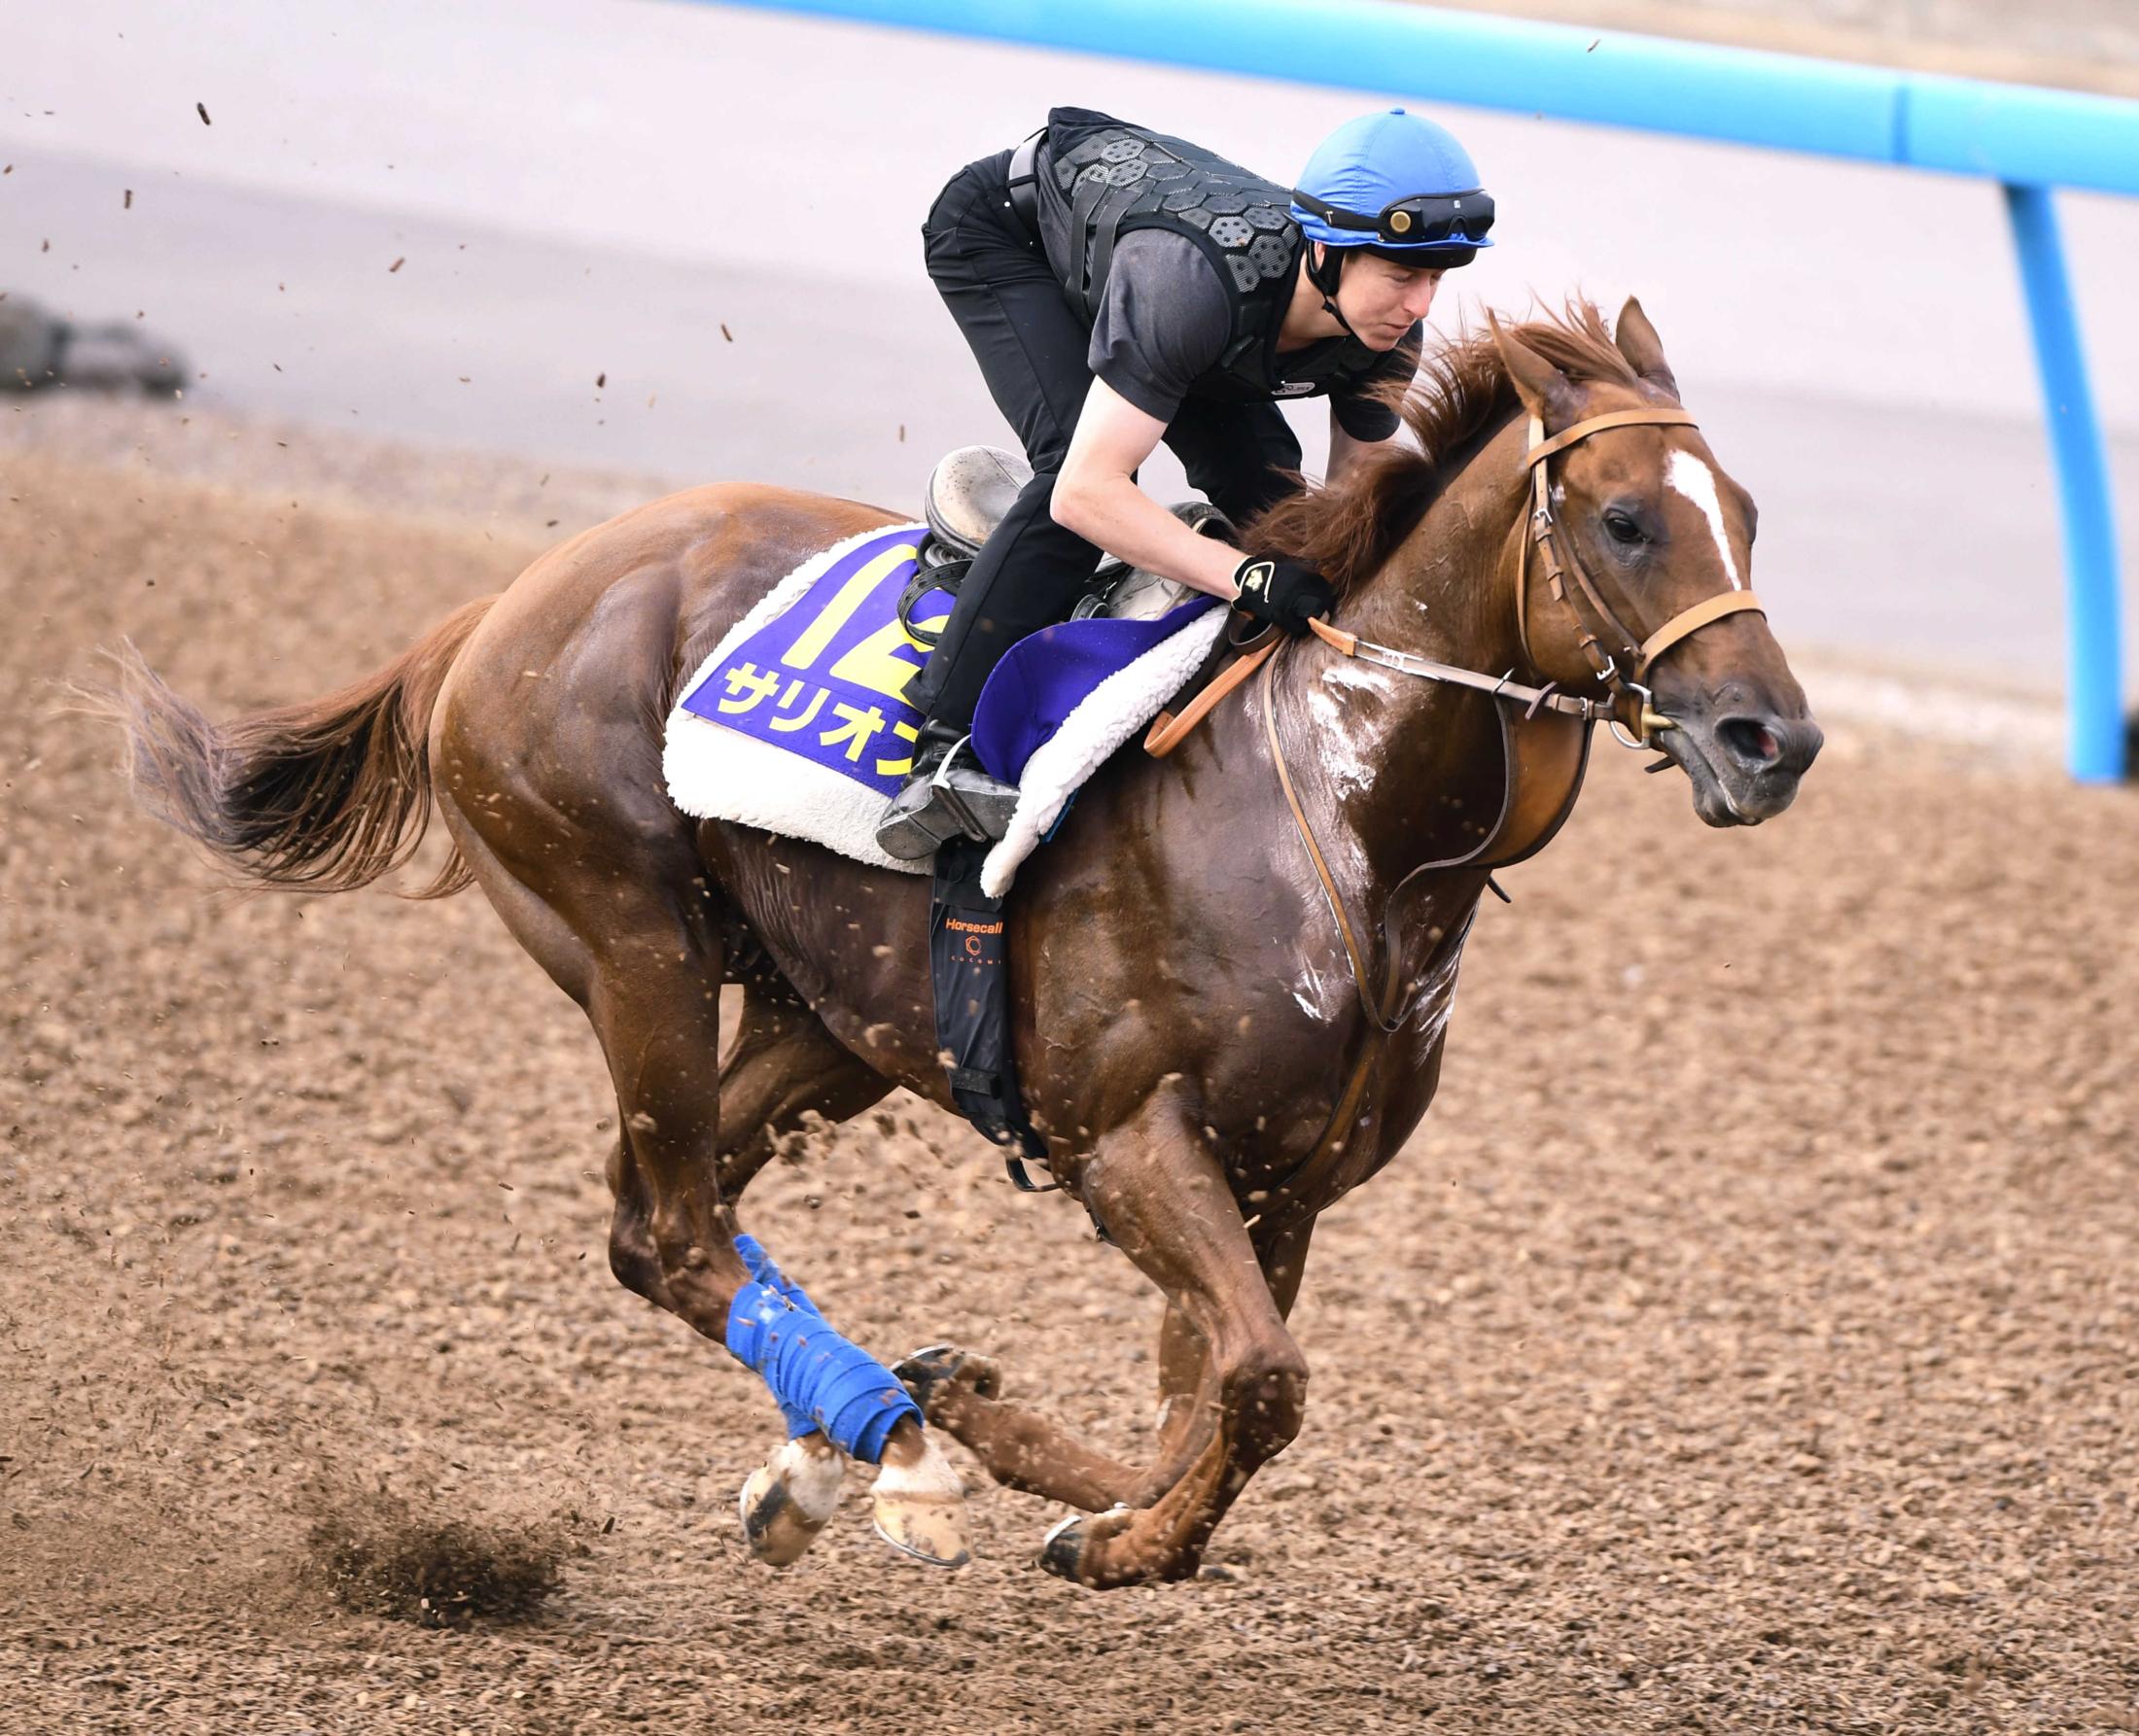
[{"xmin": 1306, "ymin": 244, "xmax": 1363, "ymax": 342}]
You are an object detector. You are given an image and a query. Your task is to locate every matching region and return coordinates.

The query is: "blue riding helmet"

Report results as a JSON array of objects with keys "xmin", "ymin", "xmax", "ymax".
[{"xmin": 1291, "ymin": 107, "xmax": 1494, "ymax": 269}]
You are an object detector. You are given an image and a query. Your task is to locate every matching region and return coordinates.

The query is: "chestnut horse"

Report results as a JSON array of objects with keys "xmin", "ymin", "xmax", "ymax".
[{"xmin": 88, "ymin": 299, "xmax": 1818, "ymax": 1588}]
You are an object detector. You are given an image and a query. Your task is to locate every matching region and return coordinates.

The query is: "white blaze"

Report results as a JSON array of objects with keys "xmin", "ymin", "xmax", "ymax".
[{"xmin": 1665, "ymin": 449, "xmax": 1743, "ymax": 590}]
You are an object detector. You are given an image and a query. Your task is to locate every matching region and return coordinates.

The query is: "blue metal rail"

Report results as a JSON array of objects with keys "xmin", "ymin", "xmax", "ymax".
[{"xmin": 717, "ymin": 0, "xmax": 2136, "ymax": 777}]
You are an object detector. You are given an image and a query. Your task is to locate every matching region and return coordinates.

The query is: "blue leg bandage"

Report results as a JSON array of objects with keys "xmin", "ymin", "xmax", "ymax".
[
  {"xmin": 725, "ymin": 1237, "xmax": 922, "ymax": 1463},
  {"xmin": 732, "ymin": 1233, "xmax": 820, "ymax": 1438},
  {"xmin": 734, "ymin": 1232, "xmax": 819, "ymax": 1314}
]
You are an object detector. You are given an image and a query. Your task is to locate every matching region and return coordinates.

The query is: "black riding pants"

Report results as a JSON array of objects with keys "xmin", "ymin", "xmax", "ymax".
[{"xmin": 904, "ymin": 148, "xmax": 1306, "ymax": 735}]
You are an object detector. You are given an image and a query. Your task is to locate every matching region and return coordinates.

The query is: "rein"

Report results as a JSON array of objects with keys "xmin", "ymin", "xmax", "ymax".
[{"xmin": 1148, "ymin": 406, "xmax": 1764, "ymax": 760}]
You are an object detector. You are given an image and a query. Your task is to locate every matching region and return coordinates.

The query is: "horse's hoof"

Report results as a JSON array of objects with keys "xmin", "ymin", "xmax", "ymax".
[
  {"xmin": 737, "ymin": 1436, "xmax": 845, "ymax": 1569},
  {"xmin": 1038, "ymin": 1506, "xmax": 1136, "ymax": 1587},
  {"xmin": 1038, "ymin": 1510, "xmax": 1090, "ymax": 1581},
  {"xmin": 870, "ymin": 1431, "xmax": 971, "ymax": 1569},
  {"xmin": 894, "ymin": 1342, "xmax": 1003, "ymax": 1413}
]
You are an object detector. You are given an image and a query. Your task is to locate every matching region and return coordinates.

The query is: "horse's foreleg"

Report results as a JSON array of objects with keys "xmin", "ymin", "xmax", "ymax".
[
  {"xmin": 900, "ymin": 1215, "xmax": 1315, "ymax": 1516},
  {"xmin": 1142, "ymin": 1216, "xmax": 1316, "ymax": 1502},
  {"xmin": 1038, "ymin": 1085, "xmax": 1310, "ymax": 1589}
]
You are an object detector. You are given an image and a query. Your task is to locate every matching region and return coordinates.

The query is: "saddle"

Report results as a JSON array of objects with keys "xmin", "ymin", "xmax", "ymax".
[{"xmin": 902, "ymin": 445, "xmax": 1228, "ymax": 643}]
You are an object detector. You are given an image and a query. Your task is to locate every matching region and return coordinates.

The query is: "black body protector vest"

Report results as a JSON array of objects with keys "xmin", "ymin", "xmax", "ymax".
[{"xmin": 1038, "ymin": 107, "xmax": 1391, "ymax": 407}]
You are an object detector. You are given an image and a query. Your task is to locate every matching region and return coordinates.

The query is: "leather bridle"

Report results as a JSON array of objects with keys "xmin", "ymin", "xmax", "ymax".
[
  {"xmin": 1269, "ymin": 404, "xmax": 1769, "ymax": 1024},
  {"xmin": 1516, "ymin": 406, "xmax": 1766, "ymax": 747},
  {"xmin": 1148, "ymin": 405, "xmax": 1765, "ymax": 761}
]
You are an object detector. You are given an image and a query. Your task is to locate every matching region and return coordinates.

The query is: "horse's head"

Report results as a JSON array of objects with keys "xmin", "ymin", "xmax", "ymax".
[{"xmin": 1492, "ymin": 299, "xmax": 1821, "ymax": 826}]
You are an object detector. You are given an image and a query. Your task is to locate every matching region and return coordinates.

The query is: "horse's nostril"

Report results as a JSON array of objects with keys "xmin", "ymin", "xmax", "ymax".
[{"xmin": 1717, "ymin": 716, "xmax": 1781, "ymax": 767}]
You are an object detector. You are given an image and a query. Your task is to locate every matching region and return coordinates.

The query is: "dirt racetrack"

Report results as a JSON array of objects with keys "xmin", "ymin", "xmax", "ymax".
[{"xmin": 3, "ymin": 422, "xmax": 2136, "ymax": 1734}]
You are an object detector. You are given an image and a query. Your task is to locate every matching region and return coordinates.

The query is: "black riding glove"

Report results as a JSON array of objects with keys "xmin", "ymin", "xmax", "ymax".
[{"xmin": 1231, "ymin": 555, "xmax": 1334, "ymax": 637}]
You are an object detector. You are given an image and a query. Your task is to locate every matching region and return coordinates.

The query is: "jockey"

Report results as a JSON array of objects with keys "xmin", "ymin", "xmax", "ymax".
[{"xmin": 876, "ymin": 104, "xmax": 1494, "ymax": 859}]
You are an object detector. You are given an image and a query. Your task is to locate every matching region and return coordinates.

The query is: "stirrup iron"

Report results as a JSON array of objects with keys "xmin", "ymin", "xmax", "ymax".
[{"xmin": 875, "ymin": 735, "xmax": 1017, "ymax": 859}]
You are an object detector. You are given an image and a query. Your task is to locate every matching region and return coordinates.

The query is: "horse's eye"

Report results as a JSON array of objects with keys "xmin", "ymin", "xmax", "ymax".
[{"xmin": 1603, "ymin": 509, "xmax": 1645, "ymax": 546}]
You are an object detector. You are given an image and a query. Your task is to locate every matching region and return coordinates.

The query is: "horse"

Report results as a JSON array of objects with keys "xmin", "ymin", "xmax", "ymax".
[{"xmin": 84, "ymin": 297, "xmax": 1820, "ymax": 1589}]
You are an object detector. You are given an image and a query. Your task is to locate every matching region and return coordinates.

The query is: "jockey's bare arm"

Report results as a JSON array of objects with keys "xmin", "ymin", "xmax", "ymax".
[
  {"xmin": 1050, "ymin": 378, "xmax": 1250, "ymax": 604},
  {"xmin": 1051, "ymin": 381, "xmax": 1405, "ymax": 601}
]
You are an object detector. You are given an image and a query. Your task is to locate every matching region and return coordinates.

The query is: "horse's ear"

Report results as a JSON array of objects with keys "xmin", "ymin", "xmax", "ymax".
[
  {"xmin": 1491, "ymin": 316, "xmax": 1581, "ymax": 429},
  {"xmin": 1613, "ymin": 296, "xmax": 1680, "ymax": 399}
]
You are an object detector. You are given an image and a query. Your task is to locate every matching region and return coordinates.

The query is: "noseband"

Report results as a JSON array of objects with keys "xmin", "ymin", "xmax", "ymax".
[{"xmin": 1517, "ymin": 407, "xmax": 1767, "ymax": 747}]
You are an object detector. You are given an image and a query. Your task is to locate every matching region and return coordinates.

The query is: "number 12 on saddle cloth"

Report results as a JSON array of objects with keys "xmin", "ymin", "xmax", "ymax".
[{"xmin": 679, "ymin": 524, "xmax": 943, "ymax": 801}]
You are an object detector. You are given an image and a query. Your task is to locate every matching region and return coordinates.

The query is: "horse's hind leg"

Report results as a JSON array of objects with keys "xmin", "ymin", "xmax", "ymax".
[
  {"xmin": 704, "ymin": 984, "xmax": 975, "ymax": 1567},
  {"xmin": 436, "ymin": 775, "xmax": 964, "ymax": 1568},
  {"xmin": 604, "ymin": 977, "xmax": 886, "ymax": 1300},
  {"xmin": 600, "ymin": 1094, "xmax": 857, "ymax": 1567},
  {"xmin": 714, "ymin": 975, "xmax": 893, "ymax": 1199}
]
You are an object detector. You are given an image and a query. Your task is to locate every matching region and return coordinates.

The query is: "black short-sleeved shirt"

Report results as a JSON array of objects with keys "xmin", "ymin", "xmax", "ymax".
[{"xmin": 1085, "ymin": 229, "xmax": 1420, "ymax": 439}]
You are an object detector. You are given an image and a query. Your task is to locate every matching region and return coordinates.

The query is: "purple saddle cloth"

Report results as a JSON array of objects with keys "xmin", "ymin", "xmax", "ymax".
[
  {"xmin": 969, "ymin": 597, "xmax": 1220, "ymax": 784},
  {"xmin": 677, "ymin": 520, "xmax": 1218, "ymax": 800}
]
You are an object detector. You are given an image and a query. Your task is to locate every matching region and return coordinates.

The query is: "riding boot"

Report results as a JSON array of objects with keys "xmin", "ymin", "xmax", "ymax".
[
  {"xmin": 903, "ymin": 470, "xmax": 1104, "ymax": 732},
  {"xmin": 874, "ymin": 721, "xmax": 1020, "ymax": 860}
]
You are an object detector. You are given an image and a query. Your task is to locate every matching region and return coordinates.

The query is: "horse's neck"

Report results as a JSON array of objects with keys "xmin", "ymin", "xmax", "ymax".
[
  {"xmin": 1271, "ymin": 431, "xmax": 1530, "ymax": 893},
  {"xmin": 1344, "ymin": 419, "xmax": 1528, "ymax": 672}
]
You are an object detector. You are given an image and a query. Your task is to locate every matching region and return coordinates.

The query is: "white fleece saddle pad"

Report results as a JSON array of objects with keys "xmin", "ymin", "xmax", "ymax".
[{"xmin": 662, "ymin": 521, "xmax": 1224, "ymax": 895}]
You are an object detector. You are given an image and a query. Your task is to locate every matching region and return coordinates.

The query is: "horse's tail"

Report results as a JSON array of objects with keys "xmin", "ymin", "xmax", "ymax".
[{"xmin": 72, "ymin": 595, "xmax": 499, "ymax": 900}]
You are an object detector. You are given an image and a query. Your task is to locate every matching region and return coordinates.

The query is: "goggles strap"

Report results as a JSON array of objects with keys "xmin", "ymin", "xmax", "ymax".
[{"xmin": 1291, "ymin": 186, "xmax": 1490, "ymax": 245}]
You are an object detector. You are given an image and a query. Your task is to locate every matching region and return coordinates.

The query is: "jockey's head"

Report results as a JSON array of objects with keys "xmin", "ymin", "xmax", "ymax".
[{"xmin": 1290, "ymin": 108, "xmax": 1494, "ymax": 349}]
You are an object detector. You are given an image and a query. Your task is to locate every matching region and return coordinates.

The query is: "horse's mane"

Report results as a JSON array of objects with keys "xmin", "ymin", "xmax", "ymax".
[{"xmin": 1241, "ymin": 299, "xmax": 1640, "ymax": 596}]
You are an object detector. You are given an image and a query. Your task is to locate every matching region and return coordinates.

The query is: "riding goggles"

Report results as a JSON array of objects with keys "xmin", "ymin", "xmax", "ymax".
[{"xmin": 1290, "ymin": 187, "xmax": 1496, "ymax": 248}]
